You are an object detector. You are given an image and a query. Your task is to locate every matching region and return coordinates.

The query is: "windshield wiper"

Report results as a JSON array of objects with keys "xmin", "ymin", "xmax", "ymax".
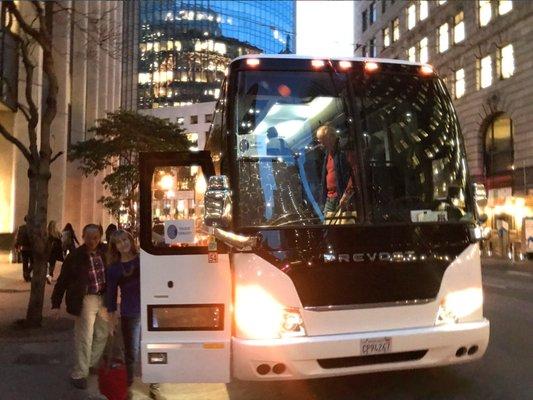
[{"xmin": 275, "ymin": 217, "xmax": 322, "ymax": 227}]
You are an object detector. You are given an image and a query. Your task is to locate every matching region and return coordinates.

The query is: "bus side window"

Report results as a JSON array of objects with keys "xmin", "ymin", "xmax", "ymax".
[{"xmin": 151, "ymin": 166, "xmax": 209, "ymax": 248}]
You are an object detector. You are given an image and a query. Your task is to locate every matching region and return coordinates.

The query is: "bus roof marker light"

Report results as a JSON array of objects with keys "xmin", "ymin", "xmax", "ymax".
[
  {"xmin": 338, "ymin": 60, "xmax": 352, "ymax": 70},
  {"xmin": 364, "ymin": 61, "xmax": 379, "ymax": 73},
  {"xmin": 420, "ymin": 64, "xmax": 434, "ymax": 75},
  {"xmin": 246, "ymin": 58, "xmax": 260, "ymax": 67},
  {"xmin": 311, "ymin": 59, "xmax": 325, "ymax": 69}
]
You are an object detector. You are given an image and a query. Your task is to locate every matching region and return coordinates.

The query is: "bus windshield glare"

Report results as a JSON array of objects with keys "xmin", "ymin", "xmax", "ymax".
[{"xmin": 233, "ymin": 67, "xmax": 474, "ymax": 228}]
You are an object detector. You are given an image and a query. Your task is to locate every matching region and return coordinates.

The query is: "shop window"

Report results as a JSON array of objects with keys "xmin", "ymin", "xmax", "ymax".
[
  {"xmin": 498, "ymin": 44, "xmax": 514, "ymax": 79},
  {"xmin": 438, "ymin": 23, "xmax": 449, "ymax": 53},
  {"xmin": 454, "ymin": 11, "xmax": 465, "ymax": 43},
  {"xmin": 484, "ymin": 114, "xmax": 514, "ymax": 175}
]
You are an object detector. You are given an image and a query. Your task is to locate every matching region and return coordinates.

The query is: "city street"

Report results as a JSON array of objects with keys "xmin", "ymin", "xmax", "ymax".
[{"xmin": 0, "ymin": 254, "xmax": 531, "ymax": 400}]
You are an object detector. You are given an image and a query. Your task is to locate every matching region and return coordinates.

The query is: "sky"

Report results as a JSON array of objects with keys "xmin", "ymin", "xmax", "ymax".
[{"xmin": 296, "ymin": 1, "xmax": 354, "ymax": 57}]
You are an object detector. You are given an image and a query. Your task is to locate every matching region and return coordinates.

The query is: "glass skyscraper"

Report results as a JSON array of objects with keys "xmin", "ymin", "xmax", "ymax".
[{"xmin": 137, "ymin": 0, "xmax": 296, "ymax": 109}]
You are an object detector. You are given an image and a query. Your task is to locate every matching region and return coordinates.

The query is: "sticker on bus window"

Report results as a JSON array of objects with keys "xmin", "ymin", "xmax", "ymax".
[
  {"xmin": 410, "ymin": 210, "xmax": 448, "ymax": 223},
  {"xmin": 164, "ymin": 220, "xmax": 195, "ymax": 244}
]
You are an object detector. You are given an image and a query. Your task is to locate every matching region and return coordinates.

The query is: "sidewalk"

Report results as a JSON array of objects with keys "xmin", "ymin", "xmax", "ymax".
[
  {"xmin": 0, "ymin": 252, "xmax": 155, "ymax": 400},
  {"xmin": 481, "ymin": 255, "xmax": 533, "ymax": 273}
]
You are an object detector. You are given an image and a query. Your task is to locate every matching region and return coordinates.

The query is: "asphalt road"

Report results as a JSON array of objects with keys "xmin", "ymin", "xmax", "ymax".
[{"xmin": 158, "ymin": 261, "xmax": 533, "ymax": 400}]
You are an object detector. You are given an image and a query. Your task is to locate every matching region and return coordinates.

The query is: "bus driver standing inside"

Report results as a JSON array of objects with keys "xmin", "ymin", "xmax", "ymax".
[{"xmin": 316, "ymin": 124, "xmax": 357, "ymax": 218}]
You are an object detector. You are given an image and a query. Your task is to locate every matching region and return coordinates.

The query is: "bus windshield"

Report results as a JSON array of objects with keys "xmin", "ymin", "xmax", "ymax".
[{"xmin": 232, "ymin": 66, "xmax": 474, "ymax": 228}]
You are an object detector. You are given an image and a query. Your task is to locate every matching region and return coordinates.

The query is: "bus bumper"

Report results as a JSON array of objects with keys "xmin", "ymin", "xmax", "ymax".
[{"xmin": 232, "ymin": 319, "xmax": 489, "ymax": 380}]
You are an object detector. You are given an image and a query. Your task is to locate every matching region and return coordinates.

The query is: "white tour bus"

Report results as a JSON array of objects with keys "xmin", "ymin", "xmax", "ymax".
[{"xmin": 139, "ymin": 55, "xmax": 490, "ymax": 383}]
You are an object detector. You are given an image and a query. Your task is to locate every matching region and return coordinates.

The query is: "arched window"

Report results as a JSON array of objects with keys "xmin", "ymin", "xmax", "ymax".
[{"xmin": 484, "ymin": 114, "xmax": 514, "ymax": 176}]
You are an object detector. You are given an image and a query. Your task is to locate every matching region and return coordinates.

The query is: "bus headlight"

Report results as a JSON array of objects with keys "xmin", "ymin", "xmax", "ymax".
[
  {"xmin": 436, "ymin": 288, "xmax": 483, "ymax": 324},
  {"xmin": 235, "ymin": 285, "xmax": 306, "ymax": 339}
]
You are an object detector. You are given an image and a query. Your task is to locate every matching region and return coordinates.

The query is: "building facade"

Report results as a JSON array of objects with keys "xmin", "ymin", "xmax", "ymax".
[
  {"xmin": 135, "ymin": 0, "xmax": 296, "ymax": 109},
  {"xmin": 354, "ymin": 0, "xmax": 533, "ymax": 256},
  {"xmin": 0, "ymin": 1, "xmax": 123, "ymax": 245}
]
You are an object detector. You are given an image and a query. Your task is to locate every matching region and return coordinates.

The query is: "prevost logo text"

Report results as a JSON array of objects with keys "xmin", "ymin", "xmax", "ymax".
[{"xmin": 323, "ymin": 251, "xmax": 420, "ymax": 263}]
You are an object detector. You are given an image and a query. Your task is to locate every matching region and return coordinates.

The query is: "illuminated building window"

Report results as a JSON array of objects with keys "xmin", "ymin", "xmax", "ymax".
[
  {"xmin": 174, "ymin": 41, "xmax": 182, "ymax": 51},
  {"xmin": 407, "ymin": 4, "xmax": 416, "ymax": 30},
  {"xmin": 420, "ymin": 1, "xmax": 429, "ymax": 20},
  {"xmin": 499, "ymin": 44, "xmax": 514, "ymax": 79},
  {"xmin": 438, "ymin": 23, "xmax": 449, "ymax": 53},
  {"xmin": 498, "ymin": 0, "xmax": 512, "ymax": 15},
  {"xmin": 454, "ymin": 68, "xmax": 465, "ymax": 99},
  {"xmin": 383, "ymin": 27, "xmax": 390, "ymax": 48},
  {"xmin": 419, "ymin": 37, "xmax": 428, "ymax": 63},
  {"xmin": 392, "ymin": 18, "xmax": 400, "ymax": 42},
  {"xmin": 484, "ymin": 114, "xmax": 514, "ymax": 175},
  {"xmin": 479, "ymin": 0, "xmax": 492, "ymax": 27},
  {"xmin": 408, "ymin": 46, "xmax": 416, "ymax": 62},
  {"xmin": 154, "ymin": 42, "xmax": 160, "ymax": 52},
  {"xmin": 177, "ymin": 117, "xmax": 184, "ymax": 125},
  {"xmin": 478, "ymin": 55, "xmax": 493, "ymax": 89},
  {"xmin": 439, "ymin": 0, "xmax": 447, "ymax": 4},
  {"xmin": 139, "ymin": 43, "xmax": 147, "ymax": 52},
  {"xmin": 454, "ymin": 11, "xmax": 465, "ymax": 43}
]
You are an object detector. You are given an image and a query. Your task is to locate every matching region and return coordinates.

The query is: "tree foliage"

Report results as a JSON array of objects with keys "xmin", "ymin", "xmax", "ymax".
[{"xmin": 69, "ymin": 110, "xmax": 191, "ymax": 224}]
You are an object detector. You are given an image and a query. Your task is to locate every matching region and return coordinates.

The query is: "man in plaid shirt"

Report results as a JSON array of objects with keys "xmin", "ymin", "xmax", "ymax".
[{"xmin": 51, "ymin": 224, "xmax": 109, "ymax": 389}]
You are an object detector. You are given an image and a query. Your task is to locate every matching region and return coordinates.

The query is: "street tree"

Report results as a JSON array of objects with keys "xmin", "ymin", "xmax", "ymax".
[
  {"xmin": 0, "ymin": 1, "xmax": 120, "ymax": 327},
  {"xmin": 69, "ymin": 110, "xmax": 191, "ymax": 227}
]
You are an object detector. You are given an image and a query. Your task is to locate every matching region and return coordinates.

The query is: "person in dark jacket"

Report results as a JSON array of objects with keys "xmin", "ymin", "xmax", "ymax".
[
  {"xmin": 14, "ymin": 216, "xmax": 32, "ymax": 282},
  {"xmin": 47, "ymin": 220, "xmax": 63, "ymax": 284},
  {"xmin": 51, "ymin": 224, "xmax": 109, "ymax": 390},
  {"xmin": 61, "ymin": 223, "xmax": 79, "ymax": 257}
]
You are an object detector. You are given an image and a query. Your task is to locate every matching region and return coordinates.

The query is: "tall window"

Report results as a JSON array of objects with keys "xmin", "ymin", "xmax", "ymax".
[
  {"xmin": 382, "ymin": 0, "xmax": 387, "ymax": 14},
  {"xmin": 392, "ymin": 18, "xmax": 400, "ymax": 42},
  {"xmin": 438, "ymin": 23, "xmax": 449, "ymax": 53},
  {"xmin": 479, "ymin": 0, "xmax": 492, "ymax": 27},
  {"xmin": 369, "ymin": 2, "xmax": 377, "ymax": 24},
  {"xmin": 408, "ymin": 46, "xmax": 416, "ymax": 62},
  {"xmin": 498, "ymin": 0, "xmax": 513, "ymax": 15},
  {"xmin": 478, "ymin": 55, "xmax": 493, "ymax": 89},
  {"xmin": 420, "ymin": 1, "xmax": 429, "ymax": 20},
  {"xmin": 383, "ymin": 27, "xmax": 391, "ymax": 48},
  {"xmin": 454, "ymin": 68, "xmax": 465, "ymax": 99},
  {"xmin": 454, "ymin": 11, "xmax": 465, "ymax": 43},
  {"xmin": 499, "ymin": 44, "xmax": 515, "ymax": 79},
  {"xmin": 369, "ymin": 38, "xmax": 376, "ymax": 57},
  {"xmin": 407, "ymin": 4, "xmax": 416, "ymax": 30},
  {"xmin": 362, "ymin": 10, "xmax": 368, "ymax": 32},
  {"xmin": 484, "ymin": 114, "xmax": 514, "ymax": 175},
  {"xmin": 419, "ymin": 37, "xmax": 428, "ymax": 63}
]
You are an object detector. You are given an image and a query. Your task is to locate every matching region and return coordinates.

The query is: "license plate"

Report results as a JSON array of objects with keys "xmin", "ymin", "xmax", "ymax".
[{"xmin": 360, "ymin": 337, "xmax": 392, "ymax": 356}]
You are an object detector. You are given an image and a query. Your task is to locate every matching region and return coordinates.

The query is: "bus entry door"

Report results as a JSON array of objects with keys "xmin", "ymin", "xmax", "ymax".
[{"xmin": 139, "ymin": 151, "xmax": 232, "ymax": 383}]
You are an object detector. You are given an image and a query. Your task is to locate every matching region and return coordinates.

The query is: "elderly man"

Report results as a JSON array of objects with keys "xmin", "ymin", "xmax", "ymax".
[{"xmin": 51, "ymin": 224, "xmax": 109, "ymax": 389}]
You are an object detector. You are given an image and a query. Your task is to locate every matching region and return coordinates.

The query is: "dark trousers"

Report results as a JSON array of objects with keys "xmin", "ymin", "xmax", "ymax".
[
  {"xmin": 21, "ymin": 250, "xmax": 32, "ymax": 281},
  {"xmin": 48, "ymin": 259, "xmax": 56, "ymax": 277},
  {"xmin": 120, "ymin": 315, "xmax": 141, "ymax": 386}
]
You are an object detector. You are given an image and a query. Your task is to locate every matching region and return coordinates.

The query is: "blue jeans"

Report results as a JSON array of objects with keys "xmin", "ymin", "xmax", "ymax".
[{"xmin": 121, "ymin": 315, "xmax": 141, "ymax": 386}]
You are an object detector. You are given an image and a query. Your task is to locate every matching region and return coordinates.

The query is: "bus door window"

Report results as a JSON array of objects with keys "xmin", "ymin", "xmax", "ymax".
[{"xmin": 150, "ymin": 166, "xmax": 209, "ymax": 247}]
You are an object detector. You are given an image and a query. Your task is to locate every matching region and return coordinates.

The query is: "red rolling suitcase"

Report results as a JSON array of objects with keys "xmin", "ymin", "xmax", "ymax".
[{"xmin": 98, "ymin": 335, "xmax": 128, "ymax": 400}]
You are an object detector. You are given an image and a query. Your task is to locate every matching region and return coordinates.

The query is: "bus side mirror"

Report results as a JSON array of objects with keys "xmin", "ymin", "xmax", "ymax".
[{"xmin": 204, "ymin": 175, "xmax": 232, "ymax": 229}]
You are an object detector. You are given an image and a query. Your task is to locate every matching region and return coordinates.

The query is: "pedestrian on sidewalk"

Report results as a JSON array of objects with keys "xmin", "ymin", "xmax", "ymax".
[
  {"xmin": 47, "ymin": 220, "xmax": 63, "ymax": 284},
  {"xmin": 51, "ymin": 224, "xmax": 109, "ymax": 390},
  {"xmin": 61, "ymin": 223, "xmax": 79, "ymax": 258},
  {"xmin": 106, "ymin": 229, "xmax": 165, "ymax": 400},
  {"xmin": 14, "ymin": 216, "xmax": 32, "ymax": 282}
]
